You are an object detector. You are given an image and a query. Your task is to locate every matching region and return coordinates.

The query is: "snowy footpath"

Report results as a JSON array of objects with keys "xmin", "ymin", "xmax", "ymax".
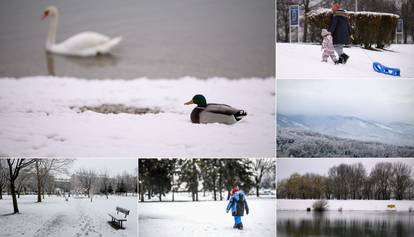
[
  {"xmin": 139, "ymin": 197, "xmax": 276, "ymax": 237},
  {"xmin": 277, "ymin": 199, "xmax": 414, "ymax": 212},
  {"xmin": 276, "ymin": 43, "xmax": 414, "ymax": 79},
  {"xmin": 0, "ymin": 195, "xmax": 137, "ymax": 237},
  {"xmin": 0, "ymin": 77, "xmax": 275, "ymax": 157}
]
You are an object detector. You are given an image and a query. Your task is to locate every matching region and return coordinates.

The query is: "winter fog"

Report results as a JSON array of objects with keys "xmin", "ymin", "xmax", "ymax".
[{"xmin": 277, "ymin": 79, "xmax": 414, "ymax": 124}]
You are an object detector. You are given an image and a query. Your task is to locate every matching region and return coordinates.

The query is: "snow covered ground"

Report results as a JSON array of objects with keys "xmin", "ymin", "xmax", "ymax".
[
  {"xmin": 276, "ymin": 43, "xmax": 414, "ymax": 79},
  {"xmin": 0, "ymin": 77, "xmax": 274, "ymax": 157},
  {"xmin": 277, "ymin": 199, "xmax": 414, "ymax": 212},
  {"xmin": 139, "ymin": 197, "xmax": 276, "ymax": 237},
  {"xmin": 0, "ymin": 195, "xmax": 137, "ymax": 237}
]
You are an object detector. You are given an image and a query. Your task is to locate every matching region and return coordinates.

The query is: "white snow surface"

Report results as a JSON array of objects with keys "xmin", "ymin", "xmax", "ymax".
[
  {"xmin": 0, "ymin": 195, "xmax": 137, "ymax": 237},
  {"xmin": 139, "ymin": 197, "xmax": 276, "ymax": 237},
  {"xmin": 276, "ymin": 43, "xmax": 414, "ymax": 79},
  {"xmin": 277, "ymin": 199, "xmax": 414, "ymax": 212},
  {"xmin": 0, "ymin": 77, "xmax": 275, "ymax": 157}
]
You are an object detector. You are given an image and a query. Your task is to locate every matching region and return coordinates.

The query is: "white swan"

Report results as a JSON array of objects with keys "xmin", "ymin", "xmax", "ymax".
[{"xmin": 42, "ymin": 6, "xmax": 122, "ymax": 57}]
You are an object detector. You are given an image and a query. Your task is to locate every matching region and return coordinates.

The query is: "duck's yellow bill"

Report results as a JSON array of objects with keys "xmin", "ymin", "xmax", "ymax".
[{"xmin": 184, "ymin": 100, "xmax": 194, "ymax": 105}]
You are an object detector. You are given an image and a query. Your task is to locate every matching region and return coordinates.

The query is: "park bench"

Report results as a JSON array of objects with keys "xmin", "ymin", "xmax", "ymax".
[{"xmin": 108, "ymin": 206, "xmax": 130, "ymax": 229}]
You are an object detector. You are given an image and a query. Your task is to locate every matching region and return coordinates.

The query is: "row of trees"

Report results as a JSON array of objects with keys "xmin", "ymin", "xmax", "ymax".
[
  {"xmin": 0, "ymin": 159, "xmax": 137, "ymax": 214},
  {"xmin": 139, "ymin": 159, "xmax": 275, "ymax": 202},
  {"xmin": 277, "ymin": 0, "xmax": 414, "ymax": 44},
  {"xmin": 277, "ymin": 162, "xmax": 414, "ymax": 200}
]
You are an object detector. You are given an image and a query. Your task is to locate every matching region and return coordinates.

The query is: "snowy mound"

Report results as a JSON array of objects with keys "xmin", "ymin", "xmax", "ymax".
[{"xmin": 0, "ymin": 76, "xmax": 275, "ymax": 157}]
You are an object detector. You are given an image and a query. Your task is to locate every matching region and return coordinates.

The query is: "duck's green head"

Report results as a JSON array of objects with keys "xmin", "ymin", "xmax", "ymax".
[{"xmin": 184, "ymin": 94, "xmax": 207, "ymax": 107}]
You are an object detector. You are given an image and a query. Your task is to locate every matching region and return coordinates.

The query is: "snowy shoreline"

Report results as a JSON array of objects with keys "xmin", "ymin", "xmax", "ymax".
[
  {"xmin": 277, "ymin": 199, "xmax": 414, "ymax": 212},
  {"xmin": 0, "ymin": 76, "xmax": 275, "ymax": 157}
]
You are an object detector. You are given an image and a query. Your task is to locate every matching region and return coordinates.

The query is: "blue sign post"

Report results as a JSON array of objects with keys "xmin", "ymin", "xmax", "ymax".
[
  {"xmin": 289, "ymin": 5, "xmax": 300, "ymax": 43},
  {"xmin": 396, "ymin": 19, "xmax": 403, "ymax": 44}
]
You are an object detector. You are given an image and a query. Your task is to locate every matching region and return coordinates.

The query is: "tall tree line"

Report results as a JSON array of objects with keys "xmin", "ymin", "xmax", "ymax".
[
  {"xmin": 139, "ymin": 159, "xmax": 275, "ymax": 202},
  {"xmin": 277, "ymin": 162, "xmax": 414, "ymax": 200}
]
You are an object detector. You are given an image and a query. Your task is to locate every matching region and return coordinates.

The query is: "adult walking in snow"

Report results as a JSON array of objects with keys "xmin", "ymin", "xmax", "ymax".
[
  {"xmin": 328, "ymin": 2, "xmax": 351, "ymax": 64},
  {"xmin": 226, "ymin": 186, "xmax": 249, "ymax": 230}
]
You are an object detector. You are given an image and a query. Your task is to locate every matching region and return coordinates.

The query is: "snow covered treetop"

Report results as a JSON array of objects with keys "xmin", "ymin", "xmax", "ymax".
[
  {"xmin": 308, "ymin": 8, "xmax": 399, "ymax": 49},
  {"xmin": 307, "ymin": 8, "xmax": 399, "ymax": 19}
]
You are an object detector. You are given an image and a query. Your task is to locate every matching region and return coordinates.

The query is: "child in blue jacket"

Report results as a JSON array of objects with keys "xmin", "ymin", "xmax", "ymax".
[{"xmin": 226, "ymin": 186, "xmax": 249, "ymax": 230}]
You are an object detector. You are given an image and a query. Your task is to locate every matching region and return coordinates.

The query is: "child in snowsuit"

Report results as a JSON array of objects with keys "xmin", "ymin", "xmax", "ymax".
[
  {"xmin": 226, "ymin": 187, "xmax": 249, "ymax": 230},
  {"xmin": 321, "ymin": 29, "xmax": 338, "ymax": 64}
]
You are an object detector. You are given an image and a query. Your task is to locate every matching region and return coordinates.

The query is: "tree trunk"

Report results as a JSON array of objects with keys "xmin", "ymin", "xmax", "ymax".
[
  {"xmin": 213, "ymin": 188, "xmax": 216, "ymax": 201},
  {"xmin": 159, "ymin": 192, "xmax": 162, "ymax": 202},
  {"xmin": 10, "ymin": 181, "xmax": 19, "ymax": 213},
  {"xmin": 256, "ymin": 185, "xmax": 260, "ymax": 197},
  {"xmin": 172, "ymin": 189, "xmax": 175, "ymax": 202},
  {"xmin": 36, "ymin": 161, "xmax": 42, "ymax": 202}
]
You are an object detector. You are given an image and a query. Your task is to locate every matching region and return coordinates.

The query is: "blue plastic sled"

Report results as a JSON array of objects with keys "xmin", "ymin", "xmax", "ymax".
[{"xmin": 373, "ymin": 62, "xmax": 400, "ymax": 77}]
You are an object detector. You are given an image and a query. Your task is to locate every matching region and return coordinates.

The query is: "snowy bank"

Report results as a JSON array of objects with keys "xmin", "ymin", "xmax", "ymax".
[
  {"xmin": 139, "ymin": 198, "xmax": 275, "ymax": 237},
  {"xmin": 0, "ymin": 195, "xmax": 137, "ymax": 237},
  {"xmin": 276, "ymin": 43, "xmax": 414, "ymax": 79},
  {"xmin": 0, "ymin": 77, "xmax": 275, "ymax": 157},
  {"xmin": 277, "ymin": 199, "xmax": 414, "ymax": 212}
]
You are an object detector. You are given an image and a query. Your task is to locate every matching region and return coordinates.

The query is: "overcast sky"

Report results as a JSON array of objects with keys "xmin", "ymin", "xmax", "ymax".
[
  {"xmin": 68, "ymin": 158, "xmax": 137, "ymax": 177},
  {"xmin": 277, "ymin": 158, "xmax": 414, "ymax": 180},
  {"xmin": 277, "ymin": 79, "xmax": 414, "ymax": 124}
]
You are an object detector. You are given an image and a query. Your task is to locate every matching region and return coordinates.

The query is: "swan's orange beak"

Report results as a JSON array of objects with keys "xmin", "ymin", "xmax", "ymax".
[{"xmin": 41, "ymin": 11, "xmax": 49, "ymax": 20}]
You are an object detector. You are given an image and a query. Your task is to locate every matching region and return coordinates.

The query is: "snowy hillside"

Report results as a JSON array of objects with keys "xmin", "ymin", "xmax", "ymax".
[
  {"xmin": 277, "ymin": 128, "xmax": 414, "ymax": 157},
  {"xmin": 0, "ymin": 77, "xmax": 275, "ymax": 157},
  {"xmin": 139, "ymin": 197, "xmax": 276, "ymax": 237},
  {"xmin": 276, "ymin": 43, "xmax": 414, "ymax": 78},
  {"xmin": 278, "ymin": 114, "xmax": 414, "ymax": 146}
]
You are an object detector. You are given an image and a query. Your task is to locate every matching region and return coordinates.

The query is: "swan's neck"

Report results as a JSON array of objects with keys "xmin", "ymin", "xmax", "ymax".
[{"xmin": 46, "ymin": 13, "xmax": 58, "ymax": 49}]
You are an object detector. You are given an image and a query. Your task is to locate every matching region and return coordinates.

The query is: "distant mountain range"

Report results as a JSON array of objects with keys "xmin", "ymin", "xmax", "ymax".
[
  {"xmin": 277, "ymin": 128, "xmax": 414, "ymax": 158},
  {"xmin": 277, "ymin": 114, "xmax": 414, "ymax": 147}
]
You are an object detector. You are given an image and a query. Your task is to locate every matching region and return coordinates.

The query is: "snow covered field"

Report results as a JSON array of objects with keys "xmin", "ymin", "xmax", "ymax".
[
  {"xmin": 0, "ymin": 77, "xmax": 274, "ymax": 157},
  {"xmin": 276, "ymin": 43, "xmax": 414, "ymax": 79},
  {"xmin": 0, "ymin": 195, "xmax": 137, "ymax": 237},
  {"xmin": 139, "ymin": 197, "xmax": 276, "ymax": 237},
  {"xmin": 277, "ymin": 199, "xmax": 414, "ymax": 212}
]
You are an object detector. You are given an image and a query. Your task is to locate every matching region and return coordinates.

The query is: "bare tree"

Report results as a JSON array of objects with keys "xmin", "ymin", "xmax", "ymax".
[
  {"xmin": 252, "ymin": 159, "xmax": 275, "ymax": 197},
  {"xmin": 370, "ymin": 162, "xmax": 393, "ymax": 200},
  {"xmin": 0, "ymin": 160, "xmax": 7, "ymax": 199},
  {"xmin": 75, "ymin": 168, "xmax": 99, "ymax": 202},
  {"xmin": 6, "ymin": 159, "xmax": 36, "ymax": 213},
  {"xmin": 34, "ymin": 159, "xmax": 73, "ymax": 202},
  {"xmin": 391, "ymin": 162, "xmax": 412, "ymax": 200}
]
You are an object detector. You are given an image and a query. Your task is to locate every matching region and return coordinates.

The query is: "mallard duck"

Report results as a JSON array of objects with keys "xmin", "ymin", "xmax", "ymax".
[{"xmin": 184, "ymin": 94, "xmax": 247, "ymax": 125}]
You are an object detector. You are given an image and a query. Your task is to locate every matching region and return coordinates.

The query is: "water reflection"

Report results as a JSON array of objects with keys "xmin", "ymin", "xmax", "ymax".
[
  {"xmin": 277, "ymin": 211, "xmax": 414, "ymax": 237},
  {"xmin": 46, "ymin": 52, "xmax": 55, "ymax": 76},
  {"xmin": 45, "ymin": 52, "xmax": 119, "ymax": 76}
]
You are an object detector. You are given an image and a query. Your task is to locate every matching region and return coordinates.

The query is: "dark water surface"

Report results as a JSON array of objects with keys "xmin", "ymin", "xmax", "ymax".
[
  {"xmin": 278, "ymin": 211, "xmax": 414, "ymax": 237},
  {"xmin": 0, "ymin": 0, "xmax": 274, "ymax": 79}
]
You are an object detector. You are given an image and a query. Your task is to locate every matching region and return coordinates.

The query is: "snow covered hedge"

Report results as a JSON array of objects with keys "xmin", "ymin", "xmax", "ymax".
[{"xmin": 308, "ymin": 8, "xmax": 399, "ymax": 49}]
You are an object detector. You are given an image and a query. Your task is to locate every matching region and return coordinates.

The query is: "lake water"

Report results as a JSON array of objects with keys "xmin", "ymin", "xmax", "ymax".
[
  {"xmin": 278, "ymin": 210, "xmax": 414, "ymax": 237},
  {"xmin": 0, "ymin": 0, "xmax": 274, "ymax": 79}
]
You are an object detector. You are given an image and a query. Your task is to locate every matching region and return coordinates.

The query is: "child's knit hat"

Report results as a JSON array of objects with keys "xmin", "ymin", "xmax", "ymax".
[
  {"xmin": 231, "ymin": 187, "xmax": 240, "ymax": 195},
  {"xmin": 321, "ymin": 29, "xmax": 330, "ymax": 37}
]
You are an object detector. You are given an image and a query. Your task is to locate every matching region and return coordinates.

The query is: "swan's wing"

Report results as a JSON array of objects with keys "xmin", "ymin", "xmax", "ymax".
[
  {"xmin": 52, "ymin": 32, "xmax": 121, "ymax": 56},
  {"xmin": 204, "ymin": 103, "xmax": 240, "ymax": 115}
]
